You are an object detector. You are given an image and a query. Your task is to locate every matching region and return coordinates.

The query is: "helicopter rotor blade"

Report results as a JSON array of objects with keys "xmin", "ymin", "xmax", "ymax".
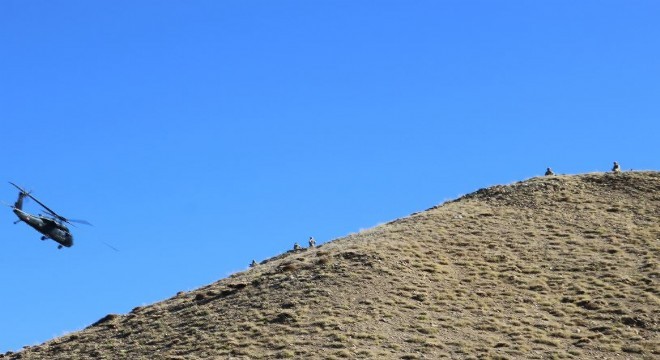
[
  {"xmin": 101, "ymin": 241, "xmax": 120, "ymax": 252},
  {"xmin": 88, "ymin": 236, "xmax": 119, "ymax": 252},
  {"xmin": 69, "ymin": 219, "xmax": 93, "ymax": 226},
  {"xmin": 8, "ymin": 182, "xmax": 33, "ymax": 203},
  {"xmin": 8, "ymin": 182, "xmax": 30, "ymax": 195},
  {"xmin": 21, "ymin": 190, "xmax": 68, "ymax": 223}
]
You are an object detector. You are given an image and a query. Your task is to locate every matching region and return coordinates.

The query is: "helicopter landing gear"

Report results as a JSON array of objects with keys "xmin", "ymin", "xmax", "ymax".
[
  {"xmin": 57, "ymin": 245, "xmax": 63, "ymax": 249},
  {"xmin": 41, "ymin": 236, "xmax": 47, "ymax": 240}
]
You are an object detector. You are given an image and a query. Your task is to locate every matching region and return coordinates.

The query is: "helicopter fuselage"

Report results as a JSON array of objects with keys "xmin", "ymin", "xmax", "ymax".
[{"xmin": 13, "ymin": 208, "xmax": 73, "ymax": 248}]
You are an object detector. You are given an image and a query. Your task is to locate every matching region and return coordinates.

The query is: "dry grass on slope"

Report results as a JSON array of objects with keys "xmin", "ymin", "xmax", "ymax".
[{"xmin": 5, "ymin": 171, "xmax": 659, "ymax": 359}]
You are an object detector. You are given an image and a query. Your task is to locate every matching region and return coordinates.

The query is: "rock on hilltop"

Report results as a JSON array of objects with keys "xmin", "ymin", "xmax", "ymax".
[{"xmin": 6, "ymin": 171, "xmax": 659, "ymax": 359}]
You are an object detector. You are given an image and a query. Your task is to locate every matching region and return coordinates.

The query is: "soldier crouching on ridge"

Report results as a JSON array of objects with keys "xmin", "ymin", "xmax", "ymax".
[
  {"xmin": 545, "ymin": 167, "xmax": 554, "ymax": 176},
  {"xmin": 612, "ymin": 161, "xmax": 621, "ymax": 173}
]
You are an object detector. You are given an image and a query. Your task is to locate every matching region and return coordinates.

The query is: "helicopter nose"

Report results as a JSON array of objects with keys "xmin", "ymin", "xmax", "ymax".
[{"xmin": 64, "ymin": 234, "xmax": 74, "ymax": 247}]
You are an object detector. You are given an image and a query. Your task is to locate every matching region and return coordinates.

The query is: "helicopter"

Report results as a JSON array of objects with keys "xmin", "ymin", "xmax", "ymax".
[{"xmin": 6, "ymin": 182, "xmax": 91, "ymax": 249}]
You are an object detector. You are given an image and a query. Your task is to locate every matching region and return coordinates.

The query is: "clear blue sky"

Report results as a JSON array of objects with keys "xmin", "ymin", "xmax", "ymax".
[{"xmin": 1, "ymin": 0, "xmax": 658, "ymax": 352}]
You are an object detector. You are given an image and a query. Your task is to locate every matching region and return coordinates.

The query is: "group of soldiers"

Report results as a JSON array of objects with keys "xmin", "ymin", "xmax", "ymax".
[
  {"xmin": 250, "ymin": 236, "xmax": 316, "ymax": 268},
  {"xmin": 293, "ymin": 236, "xmax": 316, "ymax": 250},
  {"xmin": 545, "ymin": 161, "xmax": 622, "ymax": 176}
]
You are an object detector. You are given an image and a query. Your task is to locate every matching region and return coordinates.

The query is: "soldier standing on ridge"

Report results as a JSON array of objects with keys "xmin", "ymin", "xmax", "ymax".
[
  {"xmin": 308, "ymin": 236, "xmax": 316, "ymax": 248},
  {"xmin": 612, "ymin": 161, "xmax": 621, "ymax": 173}
]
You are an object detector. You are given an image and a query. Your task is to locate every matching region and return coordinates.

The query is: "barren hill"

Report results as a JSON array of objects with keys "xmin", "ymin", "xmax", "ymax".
[{"xmin": 5, "ymin": 172, "xmax": 659, "ymax": 359}]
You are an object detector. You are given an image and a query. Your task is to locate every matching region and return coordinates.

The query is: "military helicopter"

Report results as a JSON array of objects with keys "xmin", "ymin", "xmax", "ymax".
[{"xmin": 6, "ymin": 182, "xmax": 91, "ymax": 249}]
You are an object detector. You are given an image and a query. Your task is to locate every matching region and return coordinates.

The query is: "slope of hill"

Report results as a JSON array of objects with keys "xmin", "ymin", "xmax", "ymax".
[{"xmin": 5, "ymin": 171, "xmax": 659, "ymax": 359}]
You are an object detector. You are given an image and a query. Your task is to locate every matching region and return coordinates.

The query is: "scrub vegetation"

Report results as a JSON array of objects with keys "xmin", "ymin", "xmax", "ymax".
[{"xmin": 5, "ymin": 171, "xmax": 659, "ymax": 359}]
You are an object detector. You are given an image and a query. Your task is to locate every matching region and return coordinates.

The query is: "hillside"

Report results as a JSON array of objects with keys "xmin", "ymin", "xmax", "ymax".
[{"xmin": 4, "ymin": 171, "xmax": 659, "ymax": 359}]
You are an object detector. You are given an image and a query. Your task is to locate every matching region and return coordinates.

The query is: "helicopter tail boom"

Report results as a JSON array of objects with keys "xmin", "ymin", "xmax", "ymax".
[
  {"xmin": 14, "ymin": 192, "xmax": 27, "ymax": 211},
  {"xmin": 8, "ymin": 182, "xmax": 31, "ymax": 211}
]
